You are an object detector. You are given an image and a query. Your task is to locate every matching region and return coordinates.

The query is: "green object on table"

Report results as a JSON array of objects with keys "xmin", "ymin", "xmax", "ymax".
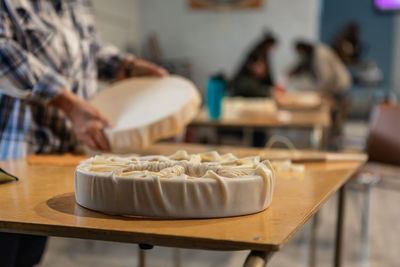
[{"xmin": 0, "ymin": 168, "xmax": 18, "ymax": 184}]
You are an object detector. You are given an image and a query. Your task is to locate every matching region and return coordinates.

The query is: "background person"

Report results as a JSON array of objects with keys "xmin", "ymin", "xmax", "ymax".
[
  {"xmin": 289, "ymin": 40, "xmax": 351, "ymax": 97},
  {"xmin": 332, "ymin": 22, "xmax": 363, "ymax": 66},
  {"xmin": 289, "ymin": 40, "xmax": 351, "ymax": 142},
  {"xmin": 229, "ymin": 32, "xmax": 277, "ymax": 97}
]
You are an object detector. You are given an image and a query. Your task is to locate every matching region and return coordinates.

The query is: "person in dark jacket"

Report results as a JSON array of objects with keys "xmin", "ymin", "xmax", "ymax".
[
  {"xmin": 332, "ymin": 22, "xmax": 362, "ymax": 65},
  {"xmin": 230, "ymin": 33, "xmax": 277, "ymax": 97}
]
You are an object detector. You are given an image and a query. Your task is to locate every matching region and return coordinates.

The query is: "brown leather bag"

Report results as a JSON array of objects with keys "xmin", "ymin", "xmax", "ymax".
[{"xmin": 366, "ymin": 103, "xmax": 400, "ymax": 166}]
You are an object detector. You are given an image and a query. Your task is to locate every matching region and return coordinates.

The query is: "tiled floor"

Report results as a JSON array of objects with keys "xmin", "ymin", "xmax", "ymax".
[{"xmin": 37, "ymin": 121, "xmax": 400, "ymax": 267}]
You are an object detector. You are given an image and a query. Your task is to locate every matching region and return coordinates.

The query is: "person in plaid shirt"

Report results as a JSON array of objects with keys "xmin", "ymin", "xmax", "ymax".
[{"xmin": 0, "ymin": 0, "xmax": 166, "ymax": 265}]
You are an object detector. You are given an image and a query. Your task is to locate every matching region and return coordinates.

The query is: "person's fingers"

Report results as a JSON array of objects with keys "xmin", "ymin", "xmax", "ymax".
[
  {"xmin": 154, "ymin": 66, "xmax": 168, "ymax": 77},
  {"xmin": 97, "ymin": 112, "xmax": 113, "ymax": 128},
  {"xmin": 92, "ymin": 127, "xmax": 111, "ymax": 152},
  {"xmin": 90, "ymin": 106, "xmax": 113, "ymax": 127},
  {"xmin": 81, "ymin": 130, "xmax": 109, "ymax": 152},
  {"xmin": 81, "ymin": 135, "xmax": 98, "ymax": 151},
  {"xmin": 132, "ymin": 60, "xmax": 168, "ymax": 77},
  {"xmin": 144, "ymin": 62, "xmax": 168, "ymax": 77},
  {"xmin": 84, "ymin": 121, "xmax": 110, "ymax": 151}
]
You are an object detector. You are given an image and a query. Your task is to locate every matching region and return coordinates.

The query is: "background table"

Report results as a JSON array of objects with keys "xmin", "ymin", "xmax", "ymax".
[
  {"xmin": 0, "ymin": 143, "xmax": 364, "ymax": 266},
  {"xmin": 190, "ymin": 104, "xmax": 331, "ymax": 149}
]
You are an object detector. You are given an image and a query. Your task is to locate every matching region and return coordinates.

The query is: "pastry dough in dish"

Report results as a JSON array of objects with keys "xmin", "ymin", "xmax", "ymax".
[
  {"xmin": 75, "ymin": 151, "xmax": 275, "ymax": 218},
  {"xmin": 90, "ymin": 76, "xmax": 201, "ymax": 152}
]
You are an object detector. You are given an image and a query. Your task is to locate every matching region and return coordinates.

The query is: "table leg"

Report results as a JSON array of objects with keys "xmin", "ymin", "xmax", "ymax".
[
  {"xmin": 210, "ymin": 127, "xmax": 219, "ymax": 144},
  {"xmin": 334, "ymin": 185, "xmax": 346, "ymax": 267},
  {"xmin": 311, "ymin": 125, "xmax": 325, "ymax": 150},
  {"xmin": 138, "ymin": 248, "xmax": 147, "ymax": 267},
  {"xmin": 138, "ymin": 244, "xmax": 153, "ymax": 267},
  {"xmin": 243, "ymin": 250, "xmax": 274, "ymax": 267},
  {"xmin": 173, "ymin": 248, "xmax": 182, "ymax": 267},
  {"xmin": 173, "ymin": 127, "xmax": 187, "ymax": 143},
  {"xmin": 243, "ymin": 128, "xmax": 254, "ymax": 146}
]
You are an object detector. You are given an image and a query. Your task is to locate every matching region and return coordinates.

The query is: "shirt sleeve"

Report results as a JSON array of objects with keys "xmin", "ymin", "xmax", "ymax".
[
  {"xmin": 95, "ymin": 43, "xmax": 134, "ymax": 81},
  {"xmin": 314, "ymin": 46, "xmax": 339, "ymax": 93},
  {"xmin": 0, "ymin": 16, "xmax": 70, "ymax": 103}
]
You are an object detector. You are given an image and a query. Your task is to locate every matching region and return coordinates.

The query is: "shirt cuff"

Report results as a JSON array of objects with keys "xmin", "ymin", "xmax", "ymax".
[
  {"xmin": 31, "ymin": 72, "xmax": 70, "ymax": 103},
  {"xmin": 97, "ymin": 52, "xmax": 133, "ymax": 80}
]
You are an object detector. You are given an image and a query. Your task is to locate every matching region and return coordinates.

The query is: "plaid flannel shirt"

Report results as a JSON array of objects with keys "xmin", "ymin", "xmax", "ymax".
[{"xmin": 0, "ymin": 0, "xmax": 130, "ymax": 159}]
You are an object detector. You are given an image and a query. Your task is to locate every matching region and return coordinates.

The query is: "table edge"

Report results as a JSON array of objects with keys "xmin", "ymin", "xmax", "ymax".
[{"xmin": 0, "ymin": 221, "xmax": 280, "ymax": 251}]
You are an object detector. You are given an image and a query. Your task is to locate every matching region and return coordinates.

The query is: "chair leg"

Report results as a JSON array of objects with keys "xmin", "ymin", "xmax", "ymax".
[{"xmin": 355, "ymin": 172, "xmax": 379, "ymax": 267}]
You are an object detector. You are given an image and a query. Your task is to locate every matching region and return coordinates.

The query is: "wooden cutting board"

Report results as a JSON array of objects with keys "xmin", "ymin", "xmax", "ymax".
[{"xmin": 260, "ymin": 149, "xmax": 367, "ymax": 162}]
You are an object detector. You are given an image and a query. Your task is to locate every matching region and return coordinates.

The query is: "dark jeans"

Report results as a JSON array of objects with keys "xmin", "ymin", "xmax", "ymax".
[{"xmin": 0, "ymin": 232, "xmax": 47, "ymax": 267}]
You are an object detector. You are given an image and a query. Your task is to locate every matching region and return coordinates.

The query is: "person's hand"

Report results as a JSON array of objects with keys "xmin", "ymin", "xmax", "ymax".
[
  {"xmin": 248, "ymin": 60, "xmax": 267, "ymax": 79},
  {"xmin": 50, "ymin": 90, "xmax": 112, "ymax": 151},
  {"xmin": 320, "ymin": 92, "xmax": 334, "ymax": 107},
  {"xmin": 115, "ymin": 57, "xmax": 168, "ymax": 81},
  {"xmin": 287, "ymin": 70, "xmax": 295, "ymax": 78}
]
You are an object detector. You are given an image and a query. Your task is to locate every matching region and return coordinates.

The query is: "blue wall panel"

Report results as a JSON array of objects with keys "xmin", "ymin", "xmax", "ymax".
[{"xmin": 320, "ymin": 0, "xmax": 394, "ymax": 90}]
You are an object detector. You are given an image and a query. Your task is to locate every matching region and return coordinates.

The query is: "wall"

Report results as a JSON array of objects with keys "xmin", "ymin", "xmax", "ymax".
[
  {"xmin": 138, "ymin": 0, "xmax": 319, "ymax": 92},
  {"xmin": 93, "ymin": 0, "xmax": 141, "ymax": 53},
  {"xmin": 393, "ymin": 15, "xmax": 400, "ymax": 92},
  {"xmin": 320, "ymin": 0, "xmax": 395, "ymax": 90}
]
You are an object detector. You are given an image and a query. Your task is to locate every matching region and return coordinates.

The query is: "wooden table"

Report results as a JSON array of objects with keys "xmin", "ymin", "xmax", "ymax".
[
  {"xmin": 190, "ymin": 105, "xmax": 331, "ymax": 149},
  {"xmin": 0, "ymin": 143, "xmax": 364, "ymax": 267}
]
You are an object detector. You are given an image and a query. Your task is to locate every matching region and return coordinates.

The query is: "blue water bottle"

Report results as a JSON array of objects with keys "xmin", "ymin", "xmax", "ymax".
[{"xmin": 206, "ymin": 74, "xmax": 226, "ymax": 120}]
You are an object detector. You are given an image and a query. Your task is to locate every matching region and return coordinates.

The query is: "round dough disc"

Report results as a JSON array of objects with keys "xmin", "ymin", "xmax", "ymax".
[{"xmin": 90, "ymin": 76, "xmax": 201, "ymax": 152}]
